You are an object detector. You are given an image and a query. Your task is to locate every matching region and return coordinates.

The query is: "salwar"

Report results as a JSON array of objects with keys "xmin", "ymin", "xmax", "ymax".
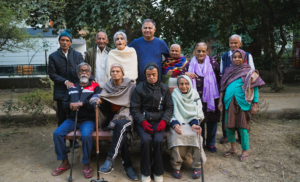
[{"xmin": 170, "ymin": 146, "xmax": 201, "ymax": 170}]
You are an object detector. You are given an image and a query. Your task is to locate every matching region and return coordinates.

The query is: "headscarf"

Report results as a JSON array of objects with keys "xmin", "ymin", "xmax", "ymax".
[
  {"xmin": 171, "ymin": 75, "xmax": 204, "ymax": 124},
  {"xmin": 188, "ymin": 55, "xmax": 219, "ymax": 112}
]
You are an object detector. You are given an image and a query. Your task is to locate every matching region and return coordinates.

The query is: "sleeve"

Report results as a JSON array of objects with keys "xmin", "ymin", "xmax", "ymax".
[
  {"xmin": 220, "ymin": 57, "xmax": 224, "ymax": 74},
  {"xmin": 180, "ymin": 62, "xmax": 190, "ymax": 76},
  {"xmin": 62, "ymin": 91, "xmax": 71, "ymax": 113},
  {"xmin": 248, "ymin": 54, "xmax": 255, "ymax": 70},
  {"xmin": 212, "ymin": 57, "xmax": 221, "ymax": 88},
  {"xmin": 161, "ymin": 40, "xmax": 170, "ymax": 58},
  {"xmin": 48, "ymin": 55, "xmax": 67, "ymax": 85},
  {"xmin": 171, "ymin": 120, "xmax": 180, "ymax": 128},
  {"xmin": 161, "ymin": 87, "xmax": 174, "ymax": 123},
  {"xmin": 253, "ymin": 87, "xmax": 259, "ymax": 103},
  {"xmin": 84, "ymin": 86, "xmax": 102, "ymax": 110},
  {"xmin": 130, "ymin": 88, "xmax": 145, "ymax": 125},
  {"xmin": 189, "ymin": 119, "xmax": 199, "ymax": 126}
]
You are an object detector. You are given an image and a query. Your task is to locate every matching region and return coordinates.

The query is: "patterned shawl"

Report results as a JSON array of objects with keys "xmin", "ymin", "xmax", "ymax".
[{"xmin": 162, "ymin": 56, "xmax": 187, "ymax": 77}]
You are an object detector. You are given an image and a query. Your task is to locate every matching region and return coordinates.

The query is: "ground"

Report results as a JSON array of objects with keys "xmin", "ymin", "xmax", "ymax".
[{"xmin": 0, "ymin": 119, "xmax": 300, "ymax": 182}]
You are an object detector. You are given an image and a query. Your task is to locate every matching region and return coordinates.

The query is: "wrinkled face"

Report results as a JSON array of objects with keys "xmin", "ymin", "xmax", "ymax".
[
  {"xmin": 95, "ymin": 32, "xmax": 108, "ymax": 49},
  {"xmin": 142, "ymin": 22, "xmax": 156, "ymax": 40},
  {"xmin": 78, "ymin": 65, "xmax": 91, "ymax": 83},
  {"xmin": 59, "ymin": 36, "xmax": 72, "ymax": 51},
  {"xmin": 232, "ymin": 52, "xmax": 243, "ymax": 65},
  {"xmin": 115, "ymin": 34, "xmax": 126, "ymax": 50},
  {"xmin": 146, "ymin": 68, "xmax": 158, "ymax": 84},
  {"xmin": 110, "ymin": 67, "xmax": 123, "ymax": 81},
  {"xmin": 194, "ymin": 45, "xmax": 207, "ymax": 62},
  {"xmin": 229, "ymin": 36, "xmax": 242, "ymax": 51},
  {"xmin": 170, "ymin": 45, "xmax": 181, "ymax": 59},
  {"xmin": 178, "ymin": 78, "xmax": 189, "ymax": 94}
]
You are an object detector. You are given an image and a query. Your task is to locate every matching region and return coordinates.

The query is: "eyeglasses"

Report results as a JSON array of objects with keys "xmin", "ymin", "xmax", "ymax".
[{"xmin": 79, "ymin": 69, "xmax": 91, "ymax": 73}]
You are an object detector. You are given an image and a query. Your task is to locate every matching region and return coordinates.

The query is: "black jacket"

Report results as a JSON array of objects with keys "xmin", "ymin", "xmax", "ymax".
[
  {"xmin": 48, "ymin": 47, "xmax": 85, "ymax": 100},
  {"xmin": 130, "ymin": 61, "xmax": 173, "ymax": 125},
  {"xmin": 62, "ymin": 81, "xmax": 101, "ymax": 123}
]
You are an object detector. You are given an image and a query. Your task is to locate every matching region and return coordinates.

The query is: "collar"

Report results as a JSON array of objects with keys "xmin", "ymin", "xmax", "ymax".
[
  {"xmin": 97, "ymin": 46, "xmax": 108, "ymax": 53},
  {"xmin": 228, "ymin": 50, "xmax": 233, "ymax": 57}
]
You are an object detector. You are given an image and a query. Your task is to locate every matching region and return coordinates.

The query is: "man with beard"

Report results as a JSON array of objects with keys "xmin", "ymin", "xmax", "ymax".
[{"xmin": 51, "ymin": 63, "xmax": 101, "ymax": 179}]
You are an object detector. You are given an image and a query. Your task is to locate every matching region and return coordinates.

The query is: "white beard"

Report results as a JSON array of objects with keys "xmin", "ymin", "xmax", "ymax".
[{"xmin": 80, "ymin": 77, "xmax": 89, "ymax": 83}]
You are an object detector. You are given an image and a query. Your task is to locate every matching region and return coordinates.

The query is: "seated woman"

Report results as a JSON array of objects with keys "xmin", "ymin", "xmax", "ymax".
[
  {"xmin": 106, "ymin": 31, "xmax": 138, "ymax": 82},
  {"xmin": 90, "ymin": 63, "xmax": 138, "ymax": 180},
  {"xmin": 168, "ymin": 75, "xmax": 207, "ymax": 179},
  {"xmin": 218, "ymin": 49, "xmax": 265, "ymax": 162},
  {"xmin": 162, "ymin": 44, "xmax": 187, "ymax": 85}
]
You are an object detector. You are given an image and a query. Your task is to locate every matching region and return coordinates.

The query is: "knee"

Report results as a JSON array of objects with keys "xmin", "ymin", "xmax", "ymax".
[
  {"xmin": 53, "ymin": 128, "xmax": 61, "ymax": 137},
  {"xmin": 153, "ymin": 138, "xmax": 164, "ymax": 145},
  {"xmin": 141, "ymin": 137, "xmax": 152, "ymax": 146}
]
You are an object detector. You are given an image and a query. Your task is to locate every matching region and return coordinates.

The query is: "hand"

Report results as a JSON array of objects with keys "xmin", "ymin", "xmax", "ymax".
[
  {"xmin": 251, "ymin": 103, "xmax": 258, "ymax": 115},
  {"xmin": 218, "ymin": 101, "xmax": 223, "ymax": 112},
  {"xmin": 174, "ymin": 124, "xmax": 182, "ymax": 134},
  {"xmin": 70, "ymin": 102, "xmax": 83, "ymax": 111},
  {"xmin": 65, "ymin": 81, "xmax": 74, "ymax": 89},
  {"xmin": 185, "ymin": 72, "xmax": 198, "ymax": 79},
  {"xmin": 156, "ymin": 120, "xmax": 167, "ymax": 132},
  {"xmin": 141, "ymin": 121, "xmax": 153, "ymax": 134},
  {"xmin": 192, "ymin": 124, "xmax": 202, "ymax": 134}
]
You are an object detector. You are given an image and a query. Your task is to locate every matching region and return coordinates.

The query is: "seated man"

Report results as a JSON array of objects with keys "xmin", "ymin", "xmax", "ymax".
[
  {"xmin": 130, "ymin": 61, "xmax": 173, "ymax": 182},
  {"xmin": 90, "ymin": 63, "xmax": 138, "ymax": 181},
  {"xmin": 51, "ymin": 62, "xmax": 101, "ymax": 179}
]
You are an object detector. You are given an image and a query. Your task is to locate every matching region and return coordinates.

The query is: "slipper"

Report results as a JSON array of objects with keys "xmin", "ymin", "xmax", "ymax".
[
  {"xmin": 223, "ymin": 150, "xmax": 237, "ymax": 157},
  {"xmin": 240, "ymin": 155, "xmax": 248, "ymax": 162},
  {"xmin": 172, "ymin": 169, "xmax": 182, "ymax": 179},
  {"xmin": 83, "ymin": 168, "xmax": 93, "ymax": 178},
  {"xmin": 51, "ymin": 165, "xmax": 71, "ymax": 176}
]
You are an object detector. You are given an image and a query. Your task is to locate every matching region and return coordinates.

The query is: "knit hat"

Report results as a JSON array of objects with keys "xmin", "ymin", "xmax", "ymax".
[
  {"xmin": 59, "ymin": 29, "xmax": 72, "ymax": 42},
  {"xmin": 110, "ymin": 63, "xmax": 125, "ymax": 75}
]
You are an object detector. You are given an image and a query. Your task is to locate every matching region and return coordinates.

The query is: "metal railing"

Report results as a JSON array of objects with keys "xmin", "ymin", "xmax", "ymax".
[{"xmin": 0, "ymin": 64, "xmax": 47, "ymax": 76}]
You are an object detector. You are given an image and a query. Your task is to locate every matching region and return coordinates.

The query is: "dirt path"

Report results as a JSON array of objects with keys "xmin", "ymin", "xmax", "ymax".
[{"xmin": 0, "ymin": 119, "xmax": 300, "ymax": 182}]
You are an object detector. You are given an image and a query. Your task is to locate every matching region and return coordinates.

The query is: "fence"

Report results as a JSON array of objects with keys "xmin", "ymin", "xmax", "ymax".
[{"xmin": 0, "ymin": 64, "xmax": 47, "ymax": 76}]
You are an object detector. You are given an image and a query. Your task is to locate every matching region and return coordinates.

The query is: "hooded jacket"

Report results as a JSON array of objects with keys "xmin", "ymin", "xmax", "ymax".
[{"xmin": 130, "ymin": 61, "xmax": 173, "ymax": 125}]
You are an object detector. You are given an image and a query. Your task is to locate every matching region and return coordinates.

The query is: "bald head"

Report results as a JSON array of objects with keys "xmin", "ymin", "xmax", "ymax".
[{"xmin": 170, "ymin": 44, "xmax": 181, "ymax": 59}]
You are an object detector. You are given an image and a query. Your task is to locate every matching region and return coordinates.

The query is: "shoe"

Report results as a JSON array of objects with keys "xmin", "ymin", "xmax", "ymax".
[
  {"xmin": 99, "ymin": 158, "xmax": 114, "ymax": 174},
  {"xmin": 220, "ymin": 137, "xmax": 228, "ymax": 144},
  {"xmin": 141, "ymin": 175, "xmax": 151, "ymax": 182},
  {"xmin": 208, "ymin": 146, "xmax": 217, "ymax": 153},
  {"xmin": 192, "ymin": 168, "xmax": 201, "ymax": 179},
  {"xmin": 172, "ymin": 169, "xmax": 182, "ymax": 179},
  {"xmin": 154, "ymin": 174, "xmax": 163, "ymax": 182},
  {"xmin": 124, "ymin": 167, "xmax": 138, "ymax": 181},
  {"xmin": 70, "ymin": 140, "xmax": 79, "ymax": 149}
]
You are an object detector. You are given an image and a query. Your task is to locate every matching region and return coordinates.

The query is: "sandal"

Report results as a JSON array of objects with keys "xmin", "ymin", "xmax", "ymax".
[
  {"xmin": 83, "ymin": 168, "xmax": 93, "ymax": 178},
  {"xmin": 51, "ymin": 165, "xmax": 71, "ymax": 176},
  {"xmin": 240, "ymin": 155, "xmax": 248, "ymax": 162},
  {"xmin": 172, "ymin": 169, "xmax": 182, "ymax": 179},
  {"xmin": 223, "ymin": 150, "xmax": 237, "ymax": 157}
]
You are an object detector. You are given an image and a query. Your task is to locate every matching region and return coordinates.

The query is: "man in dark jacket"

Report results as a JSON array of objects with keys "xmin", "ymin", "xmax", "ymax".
[
  {"xmin": 130, "ymin": 61, "xmax": 173, "ymax": 182},
  {"xmin": 51, "ymin": 62, "xmax": 101, "ymax": 178}
]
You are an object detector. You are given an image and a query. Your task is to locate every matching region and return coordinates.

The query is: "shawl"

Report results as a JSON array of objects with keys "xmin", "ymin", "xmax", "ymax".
[
  {"xmin": 171, "ymin": 75, "xmax": 204, "ymax": 124},
  {"xmin": 188, "ymin": 56, "xmax": 219, "ymax": 112},
  {"xmin": 106, "ymin": 46, "xmax": 138, "ymax": 81},
  {"xmin": 220, "ymin": 49, "xmax": 265, "ymax": 103},
  {"xmin": 162, "ymin": 56, "xmax": 187, "ymax": 77}
]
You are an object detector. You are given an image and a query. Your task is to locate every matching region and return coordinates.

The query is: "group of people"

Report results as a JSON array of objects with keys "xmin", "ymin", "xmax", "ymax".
[{"xmin": 48, "ymin": 19, "xmax": 265, "ymax": 182}]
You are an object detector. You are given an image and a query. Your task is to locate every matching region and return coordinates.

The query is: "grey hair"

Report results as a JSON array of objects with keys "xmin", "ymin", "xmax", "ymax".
[
  {"xmin": 76, "ymin": 62, "xmax": 91, "ymax": 74},
  {"xmin": 229, "ymin": 34, "xmax": 242, "ymax": 42},
  {"xmin": 142, "ymin": 19, "xmax": 156, "ymax": 28},
  {"xmin": 146, "ymin": 66, "xmax": 157, "ymax": 71},
  {"xmin": 95, "ymin": 31, "xmax": 108, "ymax": 39},
  {"xmin": 113, "ymin": 31, "xmax": 127, "ymax": 44},
  {"xmin": 177, "ymin": 76, "xmax": 188, "ymax": 86},
  {"xmin": 194, "ymin": 42, "xmax": 207, "ymax": 50},
  {"xmin": 170, "ymin": 44, "xmax": 181, "ymax": 51}
]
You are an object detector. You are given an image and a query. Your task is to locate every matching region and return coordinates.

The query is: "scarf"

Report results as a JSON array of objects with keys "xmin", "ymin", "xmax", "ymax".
[
  {"xmin": 171, "ymin": 75, "xmax": 204, "ymax": 124},
  {"xmin": 162, "ymin": 57, "xmax": 187, "ymax": 77},
  {"xmin": 188, "ymin": 56, "xmax": 219, "ymax": 112}
]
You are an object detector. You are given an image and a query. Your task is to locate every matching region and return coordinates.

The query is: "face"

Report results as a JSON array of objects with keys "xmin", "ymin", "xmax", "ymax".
[
  {"xmin": 142, "ymin": 22, "xmax": 156, "ymax": 40},
  {"xmin": 59, "ymin": 36, "xmax": 72, "ymax": 51},
  {"xmin": 170, "ymin": 45, "xmax": 181, "ymax": 59},
  {"xmin": 78, "ymin": 65, "xmax": 91, "ymax": 83},
  {"xmin": 110, "ymin": 67, "xmax": 124, "ymax": 81},
  {"xmin": 229, "ymin": 36, "xmax": 242, "ymax": 51},
  {"xmin": 115, "ymin": 34, "xmax": 126, "ymax": 50},
  {"xmin": 95, "ymin": 32, "xmax": 109, "ymax": 49},
  {"xmin": 146, "ymin": 68, "xmax": 158, "ymax": 84},
  {"xmin": 194, "ymin": 45, "xmax": 207, "ymax": 62},
  {"xmin": 232, "ymin": 52, "xmax": 243, "ymax": 65},
  {"xmin": 178, "ymin": 78, "xmax": 189, "ymax": 94}
]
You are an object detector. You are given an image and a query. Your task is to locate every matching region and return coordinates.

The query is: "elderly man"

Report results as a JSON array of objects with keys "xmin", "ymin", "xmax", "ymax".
[
  {"xmin": 162, "ymin": 44, "xmax": 187, "ymax": 85},
  {"xmin": 220, "ymin": 34, "xmax": 255, "ymax": 144},
  {"xmin": 130, "ymin": 61, "xmax": 173, "ymax": 182},
  {"xmin": 51, "ymin": 63, "xmax": 101, "ymax": 178},
  {"xmin": 85, "ymin": 31, "xmax": 111, "ymax": 88},
  {"xmin": 129, "ymin": 19, "xmax": 169, "ymax": 84}
]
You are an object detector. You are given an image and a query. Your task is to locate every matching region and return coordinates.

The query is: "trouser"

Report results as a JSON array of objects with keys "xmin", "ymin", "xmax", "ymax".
[
  {"xmin": 107, "ymin": 119, "xmax": 133, "ymax": 168},
  {"xmin": 200, "ymin": 121, "xmax": 218, "ymax": 146},
  {"xmin": 225, "ymin": 112, "xmax": 249, "ymax": 150},
  {"xmin": 56, "ymin": 100, "xmax": 66, "ymax": 127},
  {"xmin": 170, "ymin": 146, "xmax": 201, "ymax": 170},
  {"xmin": 53, "ymin": 119, "xmax": 95, "ymax": 164},
  {"xmin": 136, "ymin": 122, "xmax": 165, "ymax": 176}
]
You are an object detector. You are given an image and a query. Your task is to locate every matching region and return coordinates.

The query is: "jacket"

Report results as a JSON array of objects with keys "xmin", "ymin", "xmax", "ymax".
[
  {"xmin": 130, "ymin": 61, "xmax": 173, "ymax": 125},
  {"xmin": 85, "ymin": 46, "xmax": 111, "ymax": 77},
  {"xmin": 62, "ymin": 81, "xmax": 101, "ymax": 123}
]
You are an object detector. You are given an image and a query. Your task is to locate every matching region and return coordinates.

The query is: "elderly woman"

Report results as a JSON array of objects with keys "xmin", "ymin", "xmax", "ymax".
[
  {"xmin": 162, "ymin": 44, "xmax": 187, "ymax": 85},
  {"xmin": 106, "ymin": 31, "xmax": 138, "ymax": 81},
  {"xmin": 168, "ymin": 75, "xmax": 207, "ymax": 179},
  {"xmin": 90, "ymin": 63, "xmax": 138, "ymax": 180},
  {"xmin": 218, "ymin": 49, "xmax": 265, "ymax": 162},
  {"xmin": 181, "ymin": 42, "xmax": 221, "ymax": 152}
]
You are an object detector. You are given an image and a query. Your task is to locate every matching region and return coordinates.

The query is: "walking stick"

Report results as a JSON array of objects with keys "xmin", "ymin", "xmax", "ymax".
[
  {"xmin": 194, "ymin": 98, "xmax": 204, "ymax": 182},
  {"xmin": 91, "ymin": 103, "xmax": 108, "ymax": 182},
  {"xmin": 68, "ymin": 108, "xmax": 79, "ymax": 182}
]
